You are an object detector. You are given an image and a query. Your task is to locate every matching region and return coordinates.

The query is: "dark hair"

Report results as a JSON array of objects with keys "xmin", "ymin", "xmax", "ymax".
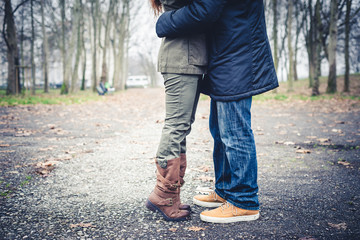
[{"xmin": 149, "ymin": 0, "xmax": 162, "ymax": 16}]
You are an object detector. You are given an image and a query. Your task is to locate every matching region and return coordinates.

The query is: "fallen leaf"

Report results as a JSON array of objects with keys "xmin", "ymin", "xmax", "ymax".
[
  {"xmin": 169, "ymin": 228, "xmax": 177, "ymax": 232},
  {"xmin": 299, "ymin": 236, "xmax": 317, "ymax": 240},
  {"xmin": 335, "ymin": 121, "xmax": 345, "ymax": 124},
  {"xmin": 317, "ymin": 138, "xmax": 330, "ymax": 143},
  {"xmin": 70, "ymin": 223, "xmax": 96, "ymax": 228},
  {"xmin": 337, "ymin": 160, "xmax": 350, "ymax": 166},
  {"xmin": 296, "ymin": 149, "xmax": 311, "ymax": 154},
  {"xmin": 188, "ymin": 226, "xmax": 206, "ymax": 232},
  {"xmin": 284, "ymin": 141, "xmax": 295, "ymax": 145},
  {"xmin": 0, "ymin": 150, "xmax": 15, "ymax": 153},
  {"xmin": 196, "ymin": 175, "xmax": 215, "ymax": 182},
  {"xmin": 328, "ymin": 222, "xmax": 347, "ymax": 230},
  {"xmin": 346, "ymin": 140, "xmax": 355, "ymax": 143},
  {"xmin": 331, "ymin": 129, "xmax": 343, "ymax": 133},
  {"xmin": 0, "ymin": 144, "xmax": 10, "ymax": 147}
]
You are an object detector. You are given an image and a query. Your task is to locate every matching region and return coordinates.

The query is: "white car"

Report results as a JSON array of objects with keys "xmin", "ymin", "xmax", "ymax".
[{"xmin": 126, "ymin": 75, "xmax": 150, "ymax": 88}]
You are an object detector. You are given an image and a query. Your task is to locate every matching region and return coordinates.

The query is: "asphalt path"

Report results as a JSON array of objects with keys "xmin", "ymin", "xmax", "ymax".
[{"xmin": 0, "ymin": 88, "xmax": 359, "ymax": 239}]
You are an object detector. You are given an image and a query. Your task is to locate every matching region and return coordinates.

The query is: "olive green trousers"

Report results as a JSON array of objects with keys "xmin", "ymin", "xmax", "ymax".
[{"xmin": 156, "ymin": 73, "xmax": 201, "ymax": 168}]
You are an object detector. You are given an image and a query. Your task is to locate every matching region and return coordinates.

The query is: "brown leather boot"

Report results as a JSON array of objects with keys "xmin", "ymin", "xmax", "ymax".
[
  {"xmin": 146, "ymin": 158, "xmax": 190, "ymax": 221},
  {"xmin": 179, "ymin": 153, "xmax": 191, "ymax": 211}
]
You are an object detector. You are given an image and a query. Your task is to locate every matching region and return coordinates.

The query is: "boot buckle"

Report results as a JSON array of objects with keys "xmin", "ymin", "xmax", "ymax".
[{"xmin": 166, "ymin": 198, "xmax": 173, "ymax": 206}]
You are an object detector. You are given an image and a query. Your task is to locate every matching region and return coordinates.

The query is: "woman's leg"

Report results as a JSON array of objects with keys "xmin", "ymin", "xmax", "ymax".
[{"xmin": 146, "ymin": 73, "xmax": 200, "ymax": 221}]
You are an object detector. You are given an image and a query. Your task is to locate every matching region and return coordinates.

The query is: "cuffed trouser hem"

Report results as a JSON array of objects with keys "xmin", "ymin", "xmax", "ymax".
[{"xmin": 214, "ymin": 189, "xmax": 260, "ymax": 211}]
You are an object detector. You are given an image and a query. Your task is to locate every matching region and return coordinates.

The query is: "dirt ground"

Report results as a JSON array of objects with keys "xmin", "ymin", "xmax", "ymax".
[{"xmin": 0, "ymin": 88, "xmax": 359, "ymax": 239}]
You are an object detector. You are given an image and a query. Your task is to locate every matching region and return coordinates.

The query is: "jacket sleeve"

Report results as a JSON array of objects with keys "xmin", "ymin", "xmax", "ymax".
[{"xmin": 156, "ymin": 0, "xmax": 227, "ymax": 38}]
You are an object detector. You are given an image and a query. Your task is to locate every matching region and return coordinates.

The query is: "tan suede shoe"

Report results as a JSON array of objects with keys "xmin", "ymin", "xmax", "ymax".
[
  {"xmin": 193, "ymin": 191, "xmax": 226, "ymax": 208},
  {"xmin": 200, "ymin": 202, "xmax": 259, "ymax": 223}
]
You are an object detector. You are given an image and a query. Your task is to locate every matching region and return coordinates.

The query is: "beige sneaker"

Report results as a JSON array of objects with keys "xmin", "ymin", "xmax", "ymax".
[
  {"xmin": 193, "ymin": 191, "xmax": 226, "ymax": 208},
  {"xmin": 200, "ymin": 202, "xmax": 259, "ymax": 223}
]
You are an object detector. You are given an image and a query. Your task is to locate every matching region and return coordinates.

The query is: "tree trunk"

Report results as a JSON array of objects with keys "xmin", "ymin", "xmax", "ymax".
[
  {"xmin": 272, "ymin": 0, "xmax": 278, "ymax": 72},
  {"xmin": 344, "ymin": 0, "xmax": 352, "ymax": 92},
  {"xmin": 60, "ymin": 0, "xmax": 68, "ymax": 94},
  {"xmin": 100, "ymin": 1, "xmax": 114, "ymax": 86},
  {"xmin": 40, "ymin": 0, "xmax": 49, "ymax": 93},
  {"xmin": 20, "ymin": 9, "xmax": 25, "ymax": 91},
  {"xmin": 113, "ymin": 0, "xmax": 130, "ymax": 91},
  {"xmin": 326, "ymin": 0, "xmax": 338, "ymax": 93},
  {"xmin": 30, "ymin": 0, "xmax": 36, "ymax": 95},
  {"xmin": 4, "ymin": 0, "xmax": 21, "ymax": 95},
  {"xmin": 307, "ymin": 0, "xmax": 315, "ymax": 88},
  {"xmin": 80, "ymin": 1, "xmax": 86, "ymax": 91},
  {"xmin": 312, "ymin": 0, "xmax": 321, "ymax": 96},
  {"xmin": 70, "ymin": 0, "xmax": 83, "ymax": 93},
  {"xmin": 287, "ymin": 0, "xmax": 294, "ymax": 91},
  {"xmin": 91, "ymin": 0, "xmax": 99, "ymax": 92}
]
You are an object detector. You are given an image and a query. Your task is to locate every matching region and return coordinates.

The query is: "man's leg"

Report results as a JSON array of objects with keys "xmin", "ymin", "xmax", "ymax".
[
  {"xmin": 198, "ymin": 97, "xmax": 259, "ymax": 223},
  {"xmin": 214, "ymin": 97, "xmax": 259, "ymax": 210}
]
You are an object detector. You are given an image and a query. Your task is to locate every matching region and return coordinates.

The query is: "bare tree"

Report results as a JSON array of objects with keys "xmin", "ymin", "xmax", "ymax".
[
  {"xmin": 312, "ymin": 0, "xmax": 321, "ymax": 96},
  {"xmin": 90, "ymin": 0, "xmax": 99, "ymax": 92},
  {"xmin": 30, "ymin": 0, "xmax": 36, "ymax": 95},
  {"xmin": 70, "ymin": 0, "xmax": 83, "ymax": 93},
  {"xmin": 60, "ymin": 0, "xmax": 68, "ymax": 94},
  {"xmin": 40, "ymin": 0, "xmax": 49, "ymax": 93},
  {"xmin": 272, "ymin": 0, "xmax": 279, "ymax": 73},
  {"xmin": 3, "ymin": 0, "xmax": 23, "ymax": 95},
  {"xmin": 112, "ymin": 0, "xmax": 130, "ymax": 91},
  {"xmin": 326, "ymin": 0, "xmax": 338, "ymax": 93},
  {"xmin": 100, "ymin": 0, "xmax": 115, "ymax": 86},
  {"xmin": 287, "ymin": 0, "xmax": 294, "ymax": 91},
  {"xmin": 343, "ymin": 0, "xmax": 352, "ymax": 92}
]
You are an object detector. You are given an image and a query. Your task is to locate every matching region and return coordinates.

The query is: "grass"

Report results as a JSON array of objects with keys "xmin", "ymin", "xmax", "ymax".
[
  {"xmin": 253, "ymin": 74, "xmax": 360, "ymax": 102},
  {"xmin": 0, "ymin": 89, "xmax": 105, "ymax": 106},
  {"xmin": 1, "ymin": 74, "xmax": 359, "ymax": 106}
]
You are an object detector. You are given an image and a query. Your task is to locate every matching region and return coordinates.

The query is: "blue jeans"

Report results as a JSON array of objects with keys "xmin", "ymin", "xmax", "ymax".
[{"xmin": 210, "ymin": 97, "xmax": 259, "ymax": 210}]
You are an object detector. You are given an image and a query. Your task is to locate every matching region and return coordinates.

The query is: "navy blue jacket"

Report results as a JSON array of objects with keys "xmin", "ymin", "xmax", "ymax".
[{"xmin": 156, "ymin": 0, "xmax": 279, "ymax": 101}]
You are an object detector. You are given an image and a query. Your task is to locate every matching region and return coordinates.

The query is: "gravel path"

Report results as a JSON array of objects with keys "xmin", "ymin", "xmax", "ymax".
[{"xmin": 0, "ymin": 88, "xmax": 359, "ymax": 239}]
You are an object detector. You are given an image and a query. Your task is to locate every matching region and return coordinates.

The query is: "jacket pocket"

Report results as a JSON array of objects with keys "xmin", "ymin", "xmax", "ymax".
[{"xmin": 188, "ymin": 34, "xmax": 208, "ymax": 66}]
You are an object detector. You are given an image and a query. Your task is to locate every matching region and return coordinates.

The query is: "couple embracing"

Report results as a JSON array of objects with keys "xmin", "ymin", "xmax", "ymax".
[{"xmin": 145, "ymin": 0, "xmax": 279, "ymax": 223}]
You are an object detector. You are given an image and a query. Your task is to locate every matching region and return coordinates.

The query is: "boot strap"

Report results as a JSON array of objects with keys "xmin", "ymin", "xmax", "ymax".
[
  {"xmin": 156, "ymin": 171, "xmax": 180, "ymax": 190},
  {"xmin": 156, "ymin": 197, "xmax": 174, "ymax": 206}
]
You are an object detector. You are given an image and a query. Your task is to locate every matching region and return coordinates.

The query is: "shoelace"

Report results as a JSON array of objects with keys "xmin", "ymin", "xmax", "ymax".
[{"xmin": 221, "ymin": 202, "xmax": 240, "ymax": 215}]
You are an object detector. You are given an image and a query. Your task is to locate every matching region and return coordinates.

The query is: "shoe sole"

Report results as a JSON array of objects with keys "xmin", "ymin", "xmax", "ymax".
[
  {"xmin": 193, "ymin": 197, "xmax": 224, "ymax": 208},
  {"xmin": 200, "ymin": 213, "xmax": 260, "ymax": 223},
  {"xmin": 145, "ymin": 199, "xmax": 190, "ymax": 222}
]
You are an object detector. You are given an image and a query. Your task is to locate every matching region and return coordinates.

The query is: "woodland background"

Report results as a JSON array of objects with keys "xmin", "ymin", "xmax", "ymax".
[{"xmin": 1, "ymin": 0, "xmax": 360, "ymax": 97}]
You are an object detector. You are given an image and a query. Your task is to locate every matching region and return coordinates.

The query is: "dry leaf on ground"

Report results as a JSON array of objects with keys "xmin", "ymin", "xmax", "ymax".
[
  {"xmin": 196, "ymin": 175, "xmax": 215, "ymax": 182},
  {"xmin": 328, "ymin": 222, "xmax": 347, "ymax": 230},
  {"xmin": 169, "ymin": 228, "xmax": 177, "ymax": 232},
  {"xmin": 331, "ymin": 129, "xmax": 343, "ymax": 133},
  {"xmin": 337, "ymin": 160, "xmax": 350, "ymax": 166},
  {"xmin": 188, "ymin": 226, "xmax": 206, "ymax": 232},
  {"xmin": 296, "ymin": 149, "xmax": 311, "ymax": 154},
  {"xmin": 70, "ymin": 223, "xmax": 96, "ymax": 228}
]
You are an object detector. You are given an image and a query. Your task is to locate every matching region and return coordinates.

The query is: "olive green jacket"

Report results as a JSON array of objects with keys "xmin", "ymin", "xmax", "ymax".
[{"xmin": 158, "ymin": 0, "xmax": 207, "ymax": 74}]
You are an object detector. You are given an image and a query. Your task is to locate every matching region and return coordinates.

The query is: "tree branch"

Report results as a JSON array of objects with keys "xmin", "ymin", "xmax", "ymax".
[{"xmin": 12, "ymin": 0, "xmax": 30, "ymax": 14}]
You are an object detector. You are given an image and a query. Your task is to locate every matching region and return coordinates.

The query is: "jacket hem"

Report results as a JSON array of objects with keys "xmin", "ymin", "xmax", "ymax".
[{"xmin": 209, "ymin": 82, "xmax": 279, "ymax": 102}]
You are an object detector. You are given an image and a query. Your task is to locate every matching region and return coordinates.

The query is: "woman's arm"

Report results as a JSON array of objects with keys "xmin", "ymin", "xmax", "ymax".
[{"xmin": 156, "ymin": 0, "xmax": 227, "ymax": 38}]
